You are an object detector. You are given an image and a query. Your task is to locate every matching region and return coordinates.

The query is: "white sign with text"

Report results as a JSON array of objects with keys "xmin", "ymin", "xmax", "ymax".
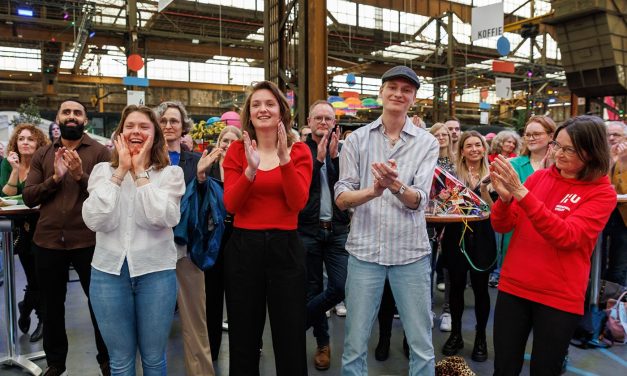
[{"xmin": 472, "ymin": 2, "xmax": 504, "ymax": 42}]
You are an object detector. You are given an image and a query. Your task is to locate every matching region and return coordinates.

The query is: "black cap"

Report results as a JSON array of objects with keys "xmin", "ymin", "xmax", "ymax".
[{"xmin": 381, "ymin": 66, "xmax": 420, "ymax": 89}]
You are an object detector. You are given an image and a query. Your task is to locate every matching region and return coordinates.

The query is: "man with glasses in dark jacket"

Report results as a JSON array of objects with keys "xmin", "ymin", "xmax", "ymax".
[{"xmin": 298, "ymin": 100, "xmax": 350, "ymax": 371}]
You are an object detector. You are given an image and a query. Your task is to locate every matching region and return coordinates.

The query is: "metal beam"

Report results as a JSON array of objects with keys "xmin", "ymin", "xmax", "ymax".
[{"xmin": 0, "ymin": 70, "xmax": 247, "ymax": 92}]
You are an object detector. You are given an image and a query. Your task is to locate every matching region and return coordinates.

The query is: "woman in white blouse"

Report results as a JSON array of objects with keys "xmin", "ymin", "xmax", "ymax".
[{"xmin": 83, "ymin": 105, "xmax": 185, "ymax": 376}]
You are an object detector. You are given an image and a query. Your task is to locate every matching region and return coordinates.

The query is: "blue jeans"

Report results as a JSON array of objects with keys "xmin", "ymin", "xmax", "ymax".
[
  {"xmin": 342, "ymin": 255, "xmax": 435, "ymax": 376},
  {"xmin": 299, "ymin": 228, "xmax": 349, "ymax": 347},
  {"xmin": 90, "ymin": 261, "xmax": 177, "ymax": 376}
]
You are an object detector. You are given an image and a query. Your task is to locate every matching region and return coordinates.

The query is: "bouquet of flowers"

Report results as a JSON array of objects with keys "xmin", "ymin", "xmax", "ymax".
[{"xmin": 428, "ymin": 166, "xmax": 489, "ymax": 217}]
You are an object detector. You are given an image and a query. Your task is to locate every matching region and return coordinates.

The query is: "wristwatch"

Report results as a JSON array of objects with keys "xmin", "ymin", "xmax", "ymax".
[
  {"xmin": 393, "ymin": 184, "xmax": 406, "ymax": 196},
  {"xmin": 135, "ymin": 170, "xmax": 150, "ymax": 180}
]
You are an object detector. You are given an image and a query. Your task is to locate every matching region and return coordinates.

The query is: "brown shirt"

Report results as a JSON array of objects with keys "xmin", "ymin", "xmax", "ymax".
[{"xmin": 23, "ymin": 135, "xmax": 111, "ymax": 250}]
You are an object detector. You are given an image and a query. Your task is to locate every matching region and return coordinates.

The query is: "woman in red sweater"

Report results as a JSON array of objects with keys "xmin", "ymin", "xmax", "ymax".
[
  {"xmin": 222, "ymin": 80, "xmax": 312, "ymax": 376},
  {"xmin": 490, "ymin": 115, "xmax": 616, "ymax": 376}
]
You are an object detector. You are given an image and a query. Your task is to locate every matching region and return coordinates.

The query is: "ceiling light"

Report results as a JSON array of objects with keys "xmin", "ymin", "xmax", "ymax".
[{"xmin": 17, "ymin": 8, "xmax": 34, "ymax": 17}]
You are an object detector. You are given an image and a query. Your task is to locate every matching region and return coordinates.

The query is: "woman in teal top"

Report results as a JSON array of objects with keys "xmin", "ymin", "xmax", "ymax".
[
  {"xmin": 489, "ymin": 115, "xmax": 557, "ymax": 287},
  {"xmin": 1, "ymin": 123, "xmax": 49, "ymax": 342}
]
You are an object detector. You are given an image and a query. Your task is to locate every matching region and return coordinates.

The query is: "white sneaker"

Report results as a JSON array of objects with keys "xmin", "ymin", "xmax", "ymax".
[
  {"xmin": 437, "ymin": 283, "xmax": 445, "ymax": 292},
  {"xmin": 335, "ymin": 302, "xmax": 347, "ymax": 317},
  {"xmin": 439, "ymin": 313, "xmax": 452, "ymax": 332}
]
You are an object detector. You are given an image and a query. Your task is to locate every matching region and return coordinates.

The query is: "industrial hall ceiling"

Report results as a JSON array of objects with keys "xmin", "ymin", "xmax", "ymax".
[{"xmin": 0, "ymin": 0, "xmax": 573, "ymax": 118}]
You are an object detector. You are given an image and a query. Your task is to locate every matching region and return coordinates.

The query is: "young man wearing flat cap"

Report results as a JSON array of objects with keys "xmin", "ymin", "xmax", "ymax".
[{"xmin": 335, "ymin": 65, "xmax": 438, "ymax": 376}]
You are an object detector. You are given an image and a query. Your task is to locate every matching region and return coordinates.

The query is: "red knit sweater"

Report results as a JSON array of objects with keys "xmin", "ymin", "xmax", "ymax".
[
  {"xmin": 223, "ymin": 140, "xmax": 312, "ymax": 230},
  {"xmin": 491, "ymin": 166, "xmax": 616, "ymax": 314}
]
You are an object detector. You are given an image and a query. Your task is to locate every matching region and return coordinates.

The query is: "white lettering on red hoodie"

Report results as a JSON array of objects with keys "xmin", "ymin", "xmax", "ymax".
[{"xmin": 491, "ymin": 165, "xmax": 616, "ymax": 314}]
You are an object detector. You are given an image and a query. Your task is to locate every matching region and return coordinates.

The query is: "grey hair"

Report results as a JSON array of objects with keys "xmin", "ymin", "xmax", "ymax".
[
  {"xmin": 490, "ymin": 130, "xmax": 521, "ymax": 155},
  {"xmin": 607, "ymin": 121, "xmax": 627, "ymax": 134},
  {"xmin": 154, "ymin": 101, "xmax": 194, "ymax": 136}
]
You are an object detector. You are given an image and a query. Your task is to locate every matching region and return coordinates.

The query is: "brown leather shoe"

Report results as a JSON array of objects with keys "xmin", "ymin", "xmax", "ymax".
[{"xmin": 314, "ymin": 345, "xmax": 331, "ymax": 370}]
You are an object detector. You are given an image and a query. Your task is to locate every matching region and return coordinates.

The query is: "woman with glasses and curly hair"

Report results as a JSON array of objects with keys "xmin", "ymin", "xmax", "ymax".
[
  {"xmin": 1, "ymin": 123, "xmax": 49, "ymax": 342},
  {"xmin": 490, "ymin": 115, "xmax": 616, "ymax": 376}
]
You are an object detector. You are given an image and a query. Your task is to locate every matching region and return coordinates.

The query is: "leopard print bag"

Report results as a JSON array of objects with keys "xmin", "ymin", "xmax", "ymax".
[{"xmin": 435, "ymin": 356, "xmax": 476, "ymax": 376}]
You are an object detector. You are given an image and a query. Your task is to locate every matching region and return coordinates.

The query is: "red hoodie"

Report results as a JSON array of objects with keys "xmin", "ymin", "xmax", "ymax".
[{"xmin": 491, "ymin": 166, "xmax": 616, "ymax": 314}]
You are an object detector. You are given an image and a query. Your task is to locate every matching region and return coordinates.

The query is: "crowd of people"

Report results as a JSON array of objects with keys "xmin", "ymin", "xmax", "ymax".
[{"xmin": 0, "ymin": 65, "xmax": 625, "ymax": 376}]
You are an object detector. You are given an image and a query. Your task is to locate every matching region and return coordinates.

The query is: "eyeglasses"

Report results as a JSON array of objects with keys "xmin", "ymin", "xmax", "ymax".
[
  {"xmin": 159, "ymin": 118, "xmax": 181, "ymax": 126},
  {"xmin": 434, "ymin": 133, "xmax": 449, "ymax": 139},
  {"xmin": 524, "ymin": 132, "xmax": 547, "ymax": 140},
  {"xmin": 608, "ymin": 132, "xmax": 624, "ymax": 138},
  {"xmin": 549, "ymin": 141, "xmax": 577, "ymax": 157},
  {"xmin": 312, "ymin": 116, "xmax": 335, "ymax": 124}
]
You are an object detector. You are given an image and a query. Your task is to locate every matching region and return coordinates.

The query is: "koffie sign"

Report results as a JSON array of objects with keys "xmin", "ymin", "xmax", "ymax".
[{"xmin": 471, "ymin": 2, "xmax": 504, "ymax": 42}]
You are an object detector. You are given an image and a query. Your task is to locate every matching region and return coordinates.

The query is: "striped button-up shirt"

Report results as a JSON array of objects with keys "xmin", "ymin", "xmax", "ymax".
[{"xmin": 334, "ymin": 116, "xmax": 439, "ymax": 265}]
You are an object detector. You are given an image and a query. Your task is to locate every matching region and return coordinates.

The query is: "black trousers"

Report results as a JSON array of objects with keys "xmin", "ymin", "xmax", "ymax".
[
  {"xmin": 34, "ymin": 245, "xmax": 109, "ymax": 368},
  {"xmin": 493, "ymin": 291, "xmax": 581, "ymax": 376},
  {"xmin": 16, "ymin": 214, "xmax": 43, "ymax": 319},
  {"xmin": 225, "ymin": 228, "xmax": 307, "ymax": 376},
  {"xmin": 377, "ymin": 279, "xmax": 396, "ymax": 339},
  {"xmin": 204, "ymin": 220, "xmax": 231, "ymax": 361}
]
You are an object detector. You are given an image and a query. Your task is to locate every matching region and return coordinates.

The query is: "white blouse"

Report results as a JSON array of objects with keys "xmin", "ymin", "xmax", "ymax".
[{"xmin": 82, "ymin": 162, "xmax": 185, "ymax": 277}]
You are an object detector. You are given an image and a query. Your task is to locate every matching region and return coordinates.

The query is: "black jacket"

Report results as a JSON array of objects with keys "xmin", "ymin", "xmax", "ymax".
[
  {"xmin": 178, "ymin": 150, "xmax": 202, "ymax": 185},
  {"xmin": 297, "ymin": 135, "xmax": 350, "ymax": 235}
]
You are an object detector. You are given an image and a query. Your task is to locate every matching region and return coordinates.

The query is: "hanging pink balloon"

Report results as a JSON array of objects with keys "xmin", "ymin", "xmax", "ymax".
[{"xmin": 127, "ymin": 54, "xmax": 144, "ymax": 72}]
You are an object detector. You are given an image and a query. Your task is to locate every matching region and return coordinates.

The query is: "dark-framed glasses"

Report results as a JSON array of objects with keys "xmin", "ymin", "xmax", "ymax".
[{"xmin": 549, "ymin": 141, "xmax": 577, "ymax": 156}]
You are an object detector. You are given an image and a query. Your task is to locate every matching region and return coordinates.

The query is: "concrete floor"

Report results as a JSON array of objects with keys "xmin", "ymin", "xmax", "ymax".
[{"xmin": 1, "ymin": 258, "xmax": 626, "ymax": 375}]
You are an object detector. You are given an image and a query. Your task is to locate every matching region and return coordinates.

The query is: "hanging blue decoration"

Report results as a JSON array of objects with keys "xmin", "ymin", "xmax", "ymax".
[
  {"xmin": 497, "ymin": 36, "xmax": 510, "ymax": 56},
  {"xmin": 346, "ymin": 73, "xmax": 356, "ymax": 87}
]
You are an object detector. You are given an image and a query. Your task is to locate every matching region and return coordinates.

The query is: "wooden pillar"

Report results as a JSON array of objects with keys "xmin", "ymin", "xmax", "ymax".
[{"xmin": 307, "ymin": 0, "xmax": 327, "ymax": 107}]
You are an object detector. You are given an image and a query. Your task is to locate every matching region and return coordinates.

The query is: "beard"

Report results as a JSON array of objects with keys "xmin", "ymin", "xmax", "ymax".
[{"xmin": 59, "ymin": 121, "xmax": 85, "ymax": 140}]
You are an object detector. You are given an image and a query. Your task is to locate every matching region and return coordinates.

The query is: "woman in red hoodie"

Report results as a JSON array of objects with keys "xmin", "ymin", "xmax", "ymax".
[
  {"xmin": 222, "ymin": 81, "xmax": 312, "ymax": 375},
  {"xmin": 490, "ymin": 115, "xmax": 616, "ymax": 376}
]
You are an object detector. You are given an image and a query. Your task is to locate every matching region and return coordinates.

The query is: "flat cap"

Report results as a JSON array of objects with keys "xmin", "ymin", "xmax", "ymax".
[{"xmin": 381, "ymin": 66, "xmax": 420, "ymax": 89}]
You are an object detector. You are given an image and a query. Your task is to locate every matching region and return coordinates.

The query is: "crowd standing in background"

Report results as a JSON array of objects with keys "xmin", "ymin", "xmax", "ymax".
[{"xmin": 3, "ymin": 65, "xmax": 625, "ymax": 376}]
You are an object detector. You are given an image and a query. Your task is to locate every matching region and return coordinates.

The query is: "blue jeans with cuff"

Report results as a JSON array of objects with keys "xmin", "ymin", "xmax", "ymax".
[{"xmin": 341, "ymin": 255, "xmax": 435, "ymax": 376}]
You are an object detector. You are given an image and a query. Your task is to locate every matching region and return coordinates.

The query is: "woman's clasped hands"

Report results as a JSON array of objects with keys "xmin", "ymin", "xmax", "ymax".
[{"xmin": 489, "ymin": 155, "xmax": 528, "ymax": 203}]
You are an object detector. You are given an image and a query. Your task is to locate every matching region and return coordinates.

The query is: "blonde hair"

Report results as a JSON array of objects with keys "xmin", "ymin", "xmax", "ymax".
[
  {"xmin": 456, "ymin": 130, "xmax": 489, "ymax": 186},
  {"xmin": 429, "ymin": 122, "xmax": 454, "ymax": 160}
]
